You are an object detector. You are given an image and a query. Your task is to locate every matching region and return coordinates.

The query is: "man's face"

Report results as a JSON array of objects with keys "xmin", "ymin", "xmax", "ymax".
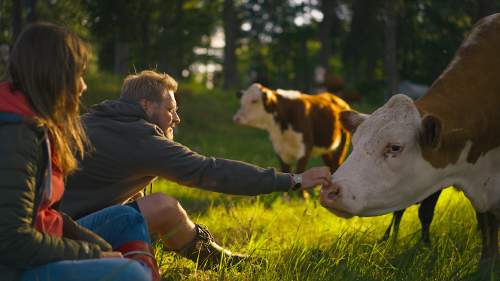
[{"xmin": 143, "ymin": 90, "xmax": 180, "ymax": 140}]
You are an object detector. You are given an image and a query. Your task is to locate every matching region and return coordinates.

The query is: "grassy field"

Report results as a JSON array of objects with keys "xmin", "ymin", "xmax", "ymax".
[{"xmin": 85, "ymin": 75, "xmax": 498, "ymax": 281}]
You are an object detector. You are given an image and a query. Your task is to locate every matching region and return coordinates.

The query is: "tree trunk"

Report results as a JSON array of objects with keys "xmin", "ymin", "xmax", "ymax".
[
  {"xmin": 343, "ymin": 0, "xmax": 382, "ymax": 86},
  {"xmin": 11, "ymin": 0, "xmax": 22, "ymax": 44},
  {"xmin": 25, "ymin": 0, "xmax": 37, "ymax": 23},
  {"xmin": 383, "ymin": 1, "xmax": 399, "ymax": 101},
  {"xmin": 173, "ymin": 0, "xmax": 185, "ymax": 77},
  {"xmin": 139, "ymin": 1, "xmax": 152, "ymax": 69},
  {"xmin": 159, "ymin": 1, "xmax": 183, "ymax": 76},
  {"xmin": 318, "ymin": 0, "xmax": 336, "ymax": 72},
  {"xmin": 302, "ymin": 36, "xmax": 312, "ymax": 92},
  {"xmin": 223, "ymin": 0, "xmax": 239, "ymax": 90},
  {"xmin": 476, "ymin": 0, "xmax": 497, "ymax": 20},
  {"xmin": 114, "ymin": 41, "xmax": 129, "ymax": 75}
]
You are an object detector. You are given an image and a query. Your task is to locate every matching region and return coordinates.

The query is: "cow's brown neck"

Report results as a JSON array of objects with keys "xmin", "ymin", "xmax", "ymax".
[{"xmin": 415, "ymin": 14, "xmax": 500, "ymax": 168}]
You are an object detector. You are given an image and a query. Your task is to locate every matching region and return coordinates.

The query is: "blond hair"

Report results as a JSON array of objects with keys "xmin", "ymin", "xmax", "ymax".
[{"xmin": 121, "ymin": 70, "xmax": 178, "ymax": 103}]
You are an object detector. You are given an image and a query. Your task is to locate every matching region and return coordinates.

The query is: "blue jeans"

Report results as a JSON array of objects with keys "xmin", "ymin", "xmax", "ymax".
[{"xmin": 21, "ymin": 205, "xmax": 152, "ymax": 281}]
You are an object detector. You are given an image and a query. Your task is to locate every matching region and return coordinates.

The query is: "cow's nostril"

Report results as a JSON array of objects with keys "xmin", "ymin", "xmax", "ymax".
[
  {"xmin": 322, "ymin": 183, "xmax": 341, "ymax": 202},
  {"xmin": 327, "ymin": 191, "xmax": 337, "ymax": 200}
]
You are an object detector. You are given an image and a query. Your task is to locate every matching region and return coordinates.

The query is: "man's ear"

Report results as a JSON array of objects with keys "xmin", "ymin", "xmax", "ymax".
[
  {"xmin": 138, "ymin": 98, "xmax": 148, "ymax": 110},
  {"xmin": 420, "ymin": 115, "xmax": 442, "ymax": 148},
  {"xmin": 339, "ymin": 110, "xmax": 369, "ymax": 134},
  {"xmin": 138, "ymin": 98, "xmax": 153, "ymax": 116}
]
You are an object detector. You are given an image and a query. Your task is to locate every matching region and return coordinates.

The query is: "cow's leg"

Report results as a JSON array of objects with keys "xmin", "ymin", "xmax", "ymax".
[
  {"xmin": 418, "ymin": 190, "xmax": 442, "ymax": 245},
  {"xmin": 327, "ymin": 130, "xmax": 351, "ymax": 172},
  {"xmin": 382, "ymin": 209, "xmax": 405, "ymax": 241},
  {"xmin": 295, "ymin": 155, "xmax": 309, "ymax": 174},
  {"xmin": 277, "ymin": 156, "xmax": 293, "ymax": 201},
  {"xmin": 477, "ymin": 211, "xmax": 499, "ymax": 264},
  {"xmin": 277, "ymin": 156, "xmax": 291, "ymax": 173},
  {"xmin": 321, "ymin": 153, "xmax": 335, "ymax": 173}
]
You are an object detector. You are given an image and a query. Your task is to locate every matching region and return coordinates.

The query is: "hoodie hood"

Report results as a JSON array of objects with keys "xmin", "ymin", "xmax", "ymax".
[
  {"xmin": 0, "ymin": 82, "xmax": 35, "ymax": 117},
  {"xmin": 88, "ymin": 99, "xmax": 148, "ymax": 122}
]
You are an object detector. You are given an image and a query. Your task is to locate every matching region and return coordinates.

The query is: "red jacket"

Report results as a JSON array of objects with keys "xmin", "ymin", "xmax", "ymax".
[{"xmin": 0, "ymin": 82, "xmax": 64, "ymax": 237}]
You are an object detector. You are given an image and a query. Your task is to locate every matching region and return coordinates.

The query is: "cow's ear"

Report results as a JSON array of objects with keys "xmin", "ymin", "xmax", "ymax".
[
  {"xmin": 340, "ymin": 110, "xmax": 369, "ymax": 133},
  {"xmin": 420, "ymin": 115, "xmax": 442, "ymax": 148},
  {"xmin": 236, "ymin": 91, "xmax": 243, "ymax": 99}
]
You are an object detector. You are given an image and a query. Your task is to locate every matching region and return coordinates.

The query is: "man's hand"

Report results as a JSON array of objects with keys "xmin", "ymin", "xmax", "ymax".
[
  {"xmin": 100, "ymin": 251, "xmax": 124, "ymax": 259},
  {"xmin": 298, "ymin": 166, "xmax": 332, "ymax": 190}
]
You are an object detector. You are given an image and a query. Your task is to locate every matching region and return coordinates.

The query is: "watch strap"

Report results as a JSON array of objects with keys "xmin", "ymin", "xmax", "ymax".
[{"xmin": 291, "ymin": 174, "xmax": 302, "ymax": 190}]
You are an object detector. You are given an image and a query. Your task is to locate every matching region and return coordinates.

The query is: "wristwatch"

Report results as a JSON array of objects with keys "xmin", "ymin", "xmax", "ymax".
[{"xmin": 291, "ymin": 174, "xmax": 302, "ymax": 190}]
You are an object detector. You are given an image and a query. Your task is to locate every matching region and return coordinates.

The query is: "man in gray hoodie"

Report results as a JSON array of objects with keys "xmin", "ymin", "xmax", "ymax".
[{"xmin": 62, "ymin": 70, "xmax": 332, "ymax": 269}]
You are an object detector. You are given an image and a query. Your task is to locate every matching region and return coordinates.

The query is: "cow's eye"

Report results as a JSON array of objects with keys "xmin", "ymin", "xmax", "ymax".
[
  {"xmin": 390, "ymin": 144, "xmax": 402, "ymax": 152},
  {"xmin": 384, "ymin": 143, "xmax": 404, "ymax": 158},
  {"xmin": 251, "ymin": 99, "xmax": 259, "ymax": 104}
]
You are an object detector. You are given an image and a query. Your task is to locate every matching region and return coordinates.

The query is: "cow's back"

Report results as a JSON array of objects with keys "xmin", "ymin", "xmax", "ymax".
[
  {"xmin": 313, "ymin": 92, "xmax": 351, "ymax": 112},
  {"xmin": 301, "ymin": 92, "xmax": 351, "ymax": 151},
  {"xmin": 415, "ymin": 13, "xmax": 500, "ymax": 168}
]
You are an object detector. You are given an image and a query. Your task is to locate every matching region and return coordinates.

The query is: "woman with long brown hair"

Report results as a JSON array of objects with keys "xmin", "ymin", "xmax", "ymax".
[{"xmin": 0, "ymin": 23, "xmax": 158, "ymax": 281}]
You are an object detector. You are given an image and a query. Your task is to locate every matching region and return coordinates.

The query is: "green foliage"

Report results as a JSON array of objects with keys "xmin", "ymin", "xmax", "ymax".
[
  {"xmin": 85, "ymin": 0, "xmax": 220, "ymax": 76},
  {"xmin": 0, "ymin": 0, "xmax": 90, "ymax": 44},
  {"xmin": 342, "ymin": 0, "xmax": 385, "ymax": 87},
  {"xmin": 239, "ymin": 0, "xmax": 321, "ymax": 91},
  {"xmin": 2, "ymin": 0, "xmax": 497, "ymax": 103},
  {"xmin": 80, "ymin": 71, "xmax": 123, "ymax": 107},
  {"xmin": 0, "ymin": 0, "xmax": 13, "ymax": 44},
  {"xmin": 397, "ymin": 0, "xmax": 477, "ymax": 84}
]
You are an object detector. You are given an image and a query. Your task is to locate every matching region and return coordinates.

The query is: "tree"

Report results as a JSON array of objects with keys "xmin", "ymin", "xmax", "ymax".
[
  {"xmin": 240, "ymin": 0, "xmax": 320, "ymax": 91},
  {"xmin": 11, "ymin": 0, "xmax": 22, "ymax": 43},
  {"xmin": 476, "ymin": 0, "xmax": 498, "ymax": 20},
  {"xmin": 383, "ymin": 0, "xmax": 400, "ymax": 100},
  {"xmin": 342, "ymin": 0, "xmax": 384, "ymax": 96},
  {"xmin": 318, "ymin": 0, "xmax": 338, "ymax": 73},
  {"xmin": 223, "ymin": 0, "xmax": 240, "ymax": 90},
  {"xmin": 85, "ymin": 0, "xmax": 143, "ymax": 75},
  {"xmin": 25, "ymin": 0, "xmax": 37, "ymax": 23},
  {"xmin": 397, "ymin": 0, "xmax": 477, "ymax": 85}
]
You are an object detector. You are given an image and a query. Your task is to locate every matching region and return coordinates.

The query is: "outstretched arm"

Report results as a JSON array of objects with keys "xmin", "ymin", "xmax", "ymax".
[{"xmin": 140, "ymin": 135, "xmax": 331, "ymax": 195}]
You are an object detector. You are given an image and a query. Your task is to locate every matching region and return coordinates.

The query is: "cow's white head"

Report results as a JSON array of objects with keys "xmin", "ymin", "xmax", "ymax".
[
  {"xmin": 233, "ymin": 83, "xmax": 276, "ymax": 129},
  {"xmin": 320, "ymin": 94, "xmax": 443, "ymax": 217}
]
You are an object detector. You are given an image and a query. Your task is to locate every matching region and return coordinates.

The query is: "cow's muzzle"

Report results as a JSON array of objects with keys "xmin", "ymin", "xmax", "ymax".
[
  {"xmin": 320, "ymin": 182, "xmax": 341, "ymax": 205},
  {"xmin": 320, "ymin": 181, "xmax": 356, "ymax": 218},
  {"xmin": 233, "ymin": 115, "xmax": 242, "ymax": 124}
]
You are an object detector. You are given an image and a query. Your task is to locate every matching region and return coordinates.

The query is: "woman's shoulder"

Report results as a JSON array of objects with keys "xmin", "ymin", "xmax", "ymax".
[{"xmin": 0, "ymin": 122, "xmax": 45, "ymax": 163}]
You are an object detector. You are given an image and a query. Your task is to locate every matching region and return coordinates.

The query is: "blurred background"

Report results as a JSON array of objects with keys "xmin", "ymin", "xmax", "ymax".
[
  {"xmin": 1, "ymin": 2, "xmax": 499, "ymax": 280},
  {"xmin": 1, "ymin": 0, "xmax": 499, "ymax": 106}
]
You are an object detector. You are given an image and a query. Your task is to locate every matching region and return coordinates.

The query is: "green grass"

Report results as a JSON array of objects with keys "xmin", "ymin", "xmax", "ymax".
[{"xmin": 85, "ymin": 74, "xmax": 498, "ymax": 281}]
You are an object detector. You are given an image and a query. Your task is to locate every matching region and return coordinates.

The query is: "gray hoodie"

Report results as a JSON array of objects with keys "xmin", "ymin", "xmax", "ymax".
[{"xmin": 62, "ymin": 99, "xmax": 292, "ymax": 218}]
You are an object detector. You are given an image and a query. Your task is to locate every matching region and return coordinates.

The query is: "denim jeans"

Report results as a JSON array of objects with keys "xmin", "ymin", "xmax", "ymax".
[{"xmin": 21, "ymin": 205, "xmax": 152, "ymax": 281}]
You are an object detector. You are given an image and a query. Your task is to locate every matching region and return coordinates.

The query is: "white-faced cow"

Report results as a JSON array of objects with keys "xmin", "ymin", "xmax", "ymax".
[
  {"xmin": 321, "ymin": 14, "xmax": 500, "ymax": 262},
  {"xmin": 233, "ymin": 83, "xmax": 351, "ymax": 178}
]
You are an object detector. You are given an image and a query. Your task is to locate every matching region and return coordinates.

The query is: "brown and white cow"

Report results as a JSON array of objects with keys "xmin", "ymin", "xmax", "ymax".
[
  {"xmin": 321, "ymin": 14, "xmax": 500, "ymax": 262},
  {"xmin": 233, "ymin": 83, "xmax": 351, "ymax": 176}
]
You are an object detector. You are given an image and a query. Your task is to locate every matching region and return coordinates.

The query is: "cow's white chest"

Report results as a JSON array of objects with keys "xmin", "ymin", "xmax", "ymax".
[
  {"xmin": 421, "ymin": 142, "xmax": 500, "ymax": 216},
  {"xmin": 268, "ymin": 125, "xmax": 306, "ymax": 165},
  {"xmin": 451, "ymin": 143, "xmax": 500, "ymax": 215}
]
